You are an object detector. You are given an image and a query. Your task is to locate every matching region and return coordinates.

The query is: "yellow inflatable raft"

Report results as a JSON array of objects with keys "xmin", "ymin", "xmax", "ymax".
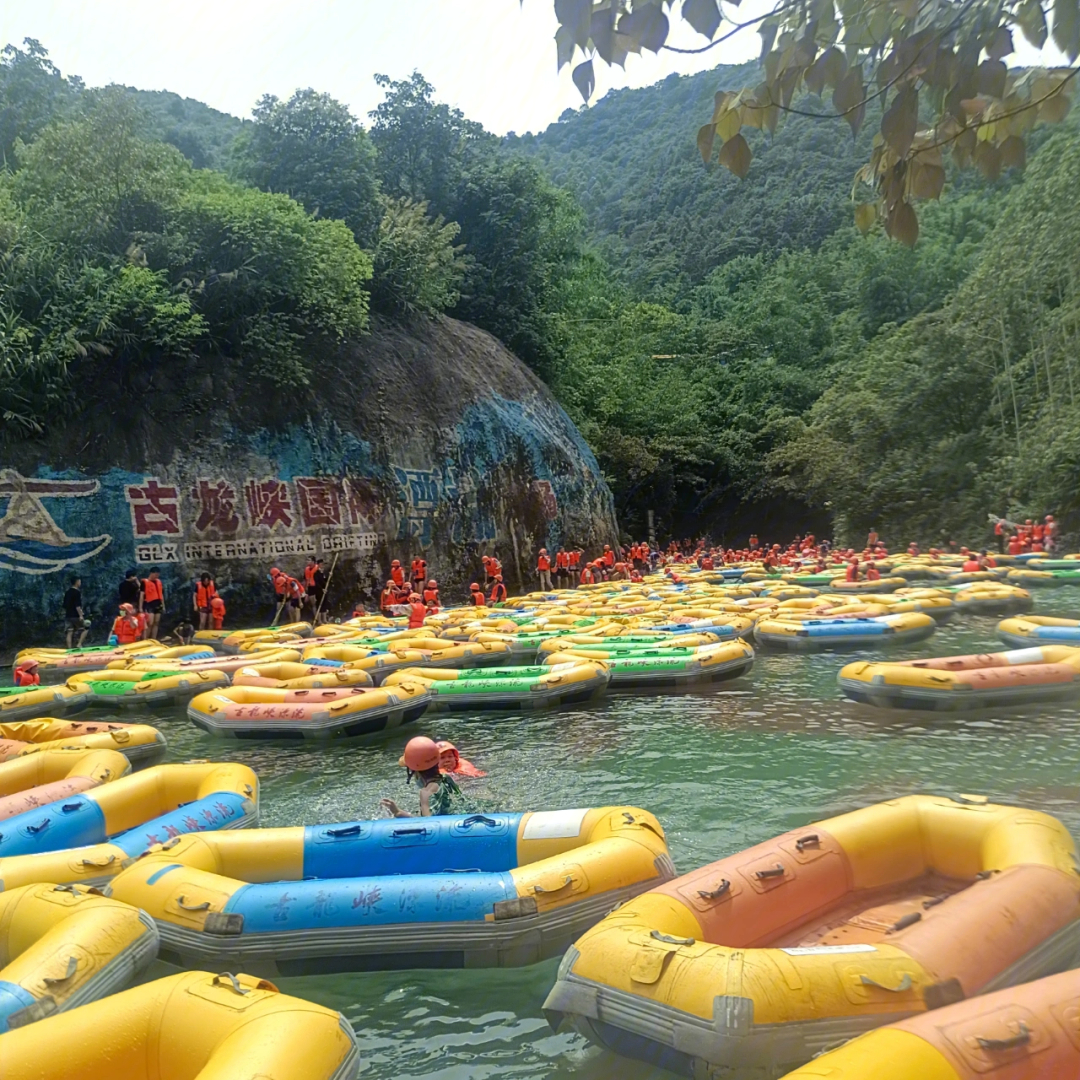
[
  {"xmin": 111, "ymin": 806, "xmax": 673, "ymax": 973},
  {"xmin": 0, "ymin": 682, "xmax": 89, "ymax": 723},
  {"xmin": 73, "ymin": 668, "xmax": 230, "ymax": 708},
  {"xmin": 543, "ymin": 794, "xmax": 1080, "ymax": 1078},
  {"xmin": 780, "ymin": 967, "xmax": 1080, "ymax": 1079},
  {"xmin": 232, "ymin": 661, "xmax": 374, "ymax": 689},
  {"xmin": 205, "ymin": 622, "xmax": 312, "ymax": 653},
  {"xmin": 0, "ymin": 970, "xmax": 359, "ymax": 1079},
  {"xmin": 0, "ymin": 718, "xmax": 167, "ymax": 768},
  {"xmin": 0, "ymin": 747, "xmax": 129, "ymax": 820},
  {"xmin": 0, "ymin": 882, "xmax": 158, "ymax": 1032},
  {"xmin": 187, "ymin": 681, "xmax": 431, "ymax": 739},
  {"xmin": 0, "ymin": 761, "xmax": 258, "ymax": 886}
]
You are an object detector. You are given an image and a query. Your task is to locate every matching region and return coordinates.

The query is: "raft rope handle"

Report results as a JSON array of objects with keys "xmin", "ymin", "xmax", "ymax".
[
  {"xmin": 43, "ymin": 956, "xmax": 79, "ymax": 985},
  {"xmin": 460, "ymin": 815, "xmax": 498, "ymax": 829},
  {"xmin": 976, "ymin": 1022, "xmax": 1031, "ymax": 1051},
  {"xmin": 212, "ymin": 973, "xmax": 250, "ymax": 996},
  {"xmin": 755, "ymin": 864, "xmax": 786, "ymax": 880},
  {"xmin": 533, "ymin": 875, "xmax": 574, "ymax": 895},
  {"xmin": 697, "ymin": 879, "xmax": 731, "ymax": 901},
  {"xmin": 326, "ymin": 825, "xmax": 363, "ymax": 838},
  {"xmin": 887, "ymin": 911, "xmax": 922, "ymax": 932},
  {"xmin": 860, "ymin": 973, "xmax": 913, "ymax": 993},
  {"xmin": 79, "ymin": 855, "xmax": 116, "ymax": 867},
  {"xmin": 25, "ymin": 818, "xmax": 50, "ymax": 834},
  {"xmin": 177, "ymin": 896, "xmax": 211, "ymax": 911},
  {"xmin": 795, "ymin": 834, "xmax": 820, "ymax": 851},
  {"xmin": 650, "ymin": 930, "xmax": 696, "ymax": 946},
  {"xmin": 392, "ymin": 827, "xmax": 430, "ymax": 837},
  {"xmin": 61, "ymin": 803, "xmax": 84, "ymax": 813}
]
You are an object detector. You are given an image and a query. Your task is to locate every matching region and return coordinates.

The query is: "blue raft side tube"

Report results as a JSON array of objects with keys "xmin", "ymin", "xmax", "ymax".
[
  {"xmin": 0, "ymin": 790, "xmax": 254, "ymax": 859},
  {"xmin": 0, "ymin": 981, "xmax": 37, "ymax": 1031},
  {"xmin": 651, "ymin": 624, "xmax": 743, "ymax": 638},
  {"xmin": 301, "ymin": 813, "xmax": 525, "ymax": 879},
  {"xmin": 223, "ymin": 871, "xmax": 519, "ymax": 931},
  {"xmin": 802, "ymin": 619, "xmax": 890, "ymax": 637}
]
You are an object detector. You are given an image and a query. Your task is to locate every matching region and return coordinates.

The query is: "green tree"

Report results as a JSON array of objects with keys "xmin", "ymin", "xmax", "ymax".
[
  {"xmin": 0, "ymin": 38, "xmax": 81, "ymax": 170},
  {"xmin": 232, "ymin": 88, "xmax": 381, "ymax": 246},
  {"xmin": 370, "ymin": 196, "xmax": 465, "ymax": 316}
]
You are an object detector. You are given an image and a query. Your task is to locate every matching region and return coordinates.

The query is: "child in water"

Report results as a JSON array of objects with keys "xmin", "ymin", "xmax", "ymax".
[{"xmin": 380, "ymin": 736, "xmax": 485, "ymax": 817}]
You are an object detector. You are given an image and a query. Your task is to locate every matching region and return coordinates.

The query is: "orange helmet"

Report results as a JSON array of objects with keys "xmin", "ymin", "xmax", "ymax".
[
  {"xmin": 120, "ymin": 602, "xmax": 136, "ymax": 613},
  {"xmin": 270, "ymin": 567, "xmax": 281, "ymax": 576},
  {"xmin": 470, "ymin": 582, "xmax": 480, "ymax": 590},
  {"xmin": 427, "ymin": 580, "xmax": 437, "ymax": 587},
  {"xmin": 435, "ymin": 739, "xmax": 460, "ymax": 772},
  {"xmin": 409, "ymin": 593, "xmax": 421, "ymax": 602},
  {"xmin": 15, "ymin": 658, "xmax": 38, "ymax": 670},
  {"xmin": 399, "ymin": 736, "xmax": 440, "ymax": 772},
  {"xmin": 392, "ymin": 559, "xmax": 401, "ymax": 566}
]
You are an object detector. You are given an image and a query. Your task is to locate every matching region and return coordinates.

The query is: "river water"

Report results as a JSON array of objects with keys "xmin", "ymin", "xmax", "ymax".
[{"xmin": 130, "ymin": 603, "xmax": 1080, "ymax": 1079}]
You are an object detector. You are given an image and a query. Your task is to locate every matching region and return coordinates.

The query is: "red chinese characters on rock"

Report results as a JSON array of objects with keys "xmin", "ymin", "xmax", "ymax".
[
  {"xmin": 244, "ymin": 479, "xmax": 294, "ymax": 530},
  {"xmin": 126, "ymin": 479, "xmax": 182, "ymax": 537},
  {"xmin": 296, "ymin": 477, "xmax": 343, "ymax": 528},
  {"xmin": 192, "ymin": 479, "xmax": 240, "ymax": 535}
]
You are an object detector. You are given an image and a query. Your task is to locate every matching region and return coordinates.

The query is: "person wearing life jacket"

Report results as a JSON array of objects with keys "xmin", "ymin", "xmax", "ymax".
[
  {"xmin": 845, "ymin": 557, "xmax": 861, "ymax": 583},
  {"xmin": 629, "ymin": 568, "xmax": 643, "ymax": 583},
  {"xmin": 993, "ymin": 518, "xmax": 1007, "ymax": 554},
  {"xmin": 865, "ymin": 563, "xmax": 881, "ymax": 582},
  {"xmin": 209, "ymin": 594, "xmax": 226, "ymax": 630},
  {"xmin": 381, "ymin": 736, "xmax": 466, "ymax": 817},
  {"xmin": 489, "ymin": 575, "xmax": 507, "ymax": 604},
  {"xmin": 407, "ymin": 593, "xmax": 427, "ymax": 629},
  {"xmin": 567, "ymin": 548, "xmax": 581, "ymax": 583},
  {"xmin": 700, "ymin": 554, "xmax": 715, "ymax": 570},
  {"xmin": 470, "ymin": 582, "xmax": 486, "ymax": 606},
  {"xmin": 602, "ymin": 545, "xmax": 615, "ymax": 569},
  {"xmin": 389, "ymin": 560, "xmax": 405, "ymax": 588},
  {"xmin": 436, "ymin": 739, "xmax": 486, "ymax": 778},
  {"xmin": 380, "ymin": 580, "xmax": 397, "ymax": 616},
  {"xmin": 281, "ymin": 573, "xmax": 305, "ymax": 622},
  {"xmin": 555, "ymin": 547, "xmax": 569, "ymax": 587},
  {"xmin": 580, "ymin": 562, "xmax": 596, "ymax": 585},
  {"xmin": 1045, "ymin": 514, "xmax": 1059, "ymax": 552},
  {"xmin": 962, "ymin": 552, "xmax": 981, "ymax": 572},
  {"xmin": 13, "ymin": 659, "xmax": 40, "ymax": 687},
  {"xmin": 112, "ymin": 602, "xmax": 142, "ymax": 645},
  {"xmin": 193, "ymin": 574, "xmax": 217, "ymax": 630},
  {"xmin": 411, "ymin": 557, "xmax": 427, "ymax": 593},
  {"xmin": 537, "ymin": 548, "xmax": 552, "ymax": 591},
  {"xmin": 303, "ymin": 557, "xmax": 318, "ymax": 603},
  {"xmin": 487, "ymin": 555, "xmax": 503, "ymax": 584},
  {"xmin": 140, "ymin": 568, "xmax": 165, "ymax": 640},
  {"xmin": 1007, "ymin": 533, "xmax": 1023, "ymax": 556},
  {"xmin": 351, "ymin": 601, "xmax": 366, "ymax": 619}
]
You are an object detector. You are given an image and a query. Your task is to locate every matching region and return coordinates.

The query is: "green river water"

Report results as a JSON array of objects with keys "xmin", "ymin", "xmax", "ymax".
[{"xmin": 116, "ymin": 603, "xmax": 1080, "ymax": 1079}]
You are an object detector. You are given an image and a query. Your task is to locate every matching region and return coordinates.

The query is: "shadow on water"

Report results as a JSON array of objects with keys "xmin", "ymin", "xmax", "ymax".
[{"xmin": 114, "ymin": 596, "xmax": 1080, "ymax": 1078}]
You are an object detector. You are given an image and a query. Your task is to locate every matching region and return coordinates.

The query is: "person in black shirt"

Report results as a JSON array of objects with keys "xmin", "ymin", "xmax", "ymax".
[
  {"xmin": 63, "ymin": 577, "xmax": 88, "ymax": 648},
  {"xmin": 118, "ymin": 568, "xmax": 140, "ymax": 609}
]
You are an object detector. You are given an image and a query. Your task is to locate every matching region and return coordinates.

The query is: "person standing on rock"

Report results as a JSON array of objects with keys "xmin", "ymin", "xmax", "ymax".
[
  {"xmin": 411, "ymin": 556, "xmax": 427, "ymax": 594},
  {"xmin": 537, "ymin": 548, "xmax": 552, "ymax": 591},
  {"xmin": 63, "ymin": 577, "xmax": 88, "ymax": 649},
  {"xmin": 140, "ymin": 568, "xmax": 165, "ymax": 640},
  {"xmin": 118, "ymin": 568, "xmax": 140, "ymax": 612},
  {"xmin": 568, "ymin": 548, "xmax": 581, "ymax": 584},
  {"xmin": 194, "ymin": 573, "xmax": 218, "ymax": 630}
]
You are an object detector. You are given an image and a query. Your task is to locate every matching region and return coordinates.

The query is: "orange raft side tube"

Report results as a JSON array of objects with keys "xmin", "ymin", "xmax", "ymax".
[
  {"xmin": 0, "ymin": 747, "xmax": 130, "ymax": 820},
  {"xmin": 780, "ymin": 968, "xmax": 1080, "ymax": 1079},
  {"xmin": 0, "ymin": 970, "xmax": 359, "ymax": 1080}
]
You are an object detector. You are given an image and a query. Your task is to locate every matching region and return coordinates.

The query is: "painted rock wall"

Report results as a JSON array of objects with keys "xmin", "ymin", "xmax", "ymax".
[{"xmin": 0, "ymin": 316, "xmax": 618, "ymax": 646}]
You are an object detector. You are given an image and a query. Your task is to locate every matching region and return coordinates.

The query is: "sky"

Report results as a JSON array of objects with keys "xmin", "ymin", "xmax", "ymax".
[
  {"xmin": 0, "ymin": 0, "xmax": 761, "ymax": 134},
  {"xmin": 0, "ymin": 2, "xmax": 1068, "ymax": 136}
]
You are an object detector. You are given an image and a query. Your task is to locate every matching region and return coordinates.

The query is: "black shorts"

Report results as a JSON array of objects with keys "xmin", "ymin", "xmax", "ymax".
[
  {"xmin": 144, "ymin": 600, "xmax": 163, "ymax": 614},
  {"xmin": 65, "ymin": 616, "xmax": 84, "ymax": 631}
]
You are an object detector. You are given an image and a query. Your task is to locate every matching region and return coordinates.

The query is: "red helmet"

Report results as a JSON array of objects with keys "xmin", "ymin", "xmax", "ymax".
[
  {"xmin": 15, "ymin": 658, "xmax": 38, "ymax": 670},
  {"xmin": 392, "ymin": 559, "xmax": 401, "ymax": 566},
  {"xmin": 427, "ymin": 580, "xmax": 437, "ymax": 587},
  {"xmin": 399, "ymin": 736, "xmax": 440, "ymax": 772},
  {"xmin": 270, "ymin": 567, "xmax": 281, "ymax": 576},
  {"xmin": 470, "ymin": 582, "xmax": 480, "ymax": 590},
  {"xmin": 409, "ymin": 593, "xmax": 421, "ymax": 602},
  {"xmin": 120, "ymin": 602, "xmax": 136, "ymax": 613}
]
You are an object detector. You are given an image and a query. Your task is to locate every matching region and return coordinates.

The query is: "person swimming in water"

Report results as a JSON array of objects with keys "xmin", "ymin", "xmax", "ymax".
[{"xmin": 380, "ymin": 736, "xmax": 467, "ymax": 817}]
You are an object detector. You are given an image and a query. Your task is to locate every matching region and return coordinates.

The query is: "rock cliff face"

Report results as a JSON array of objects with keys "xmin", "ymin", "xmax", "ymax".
[{"xmin": 0, "ymin": 316, "xmax": 618, "ymax": 645}]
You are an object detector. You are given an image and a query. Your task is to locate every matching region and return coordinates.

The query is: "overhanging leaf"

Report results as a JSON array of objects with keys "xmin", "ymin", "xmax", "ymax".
[
  {"xmin": 555, "ymin": 24, "xmax": 576, "ymax": 70},
  {"xmin": 554, "ymin": 0, "xmax": 593, "ymax": 49},
  {"xmin": 910, "ymin": 161, "xmax": 946, "ymax": 199},
  {"xmin": 880, "ymin": 85, "xmax": 918, "ymax": 158},
  {"xmin": 1052, "ymin": 0, "xmax": 1080, "ymax": 60},
  {"xmin": 977, "ymin": 59, "xmax": 1008, "ymax": 99},
  {"xmin": 987, "ymin": 27, "xmax": 1015, "ymax": 59},
  {"xmin": 833, "ymin": 66, "xmax": 866, "ymax": 137},
  {"xmin": 619, "ymin": 5, "xmax": 671, "ymax": 52},
  {"xmin": 853, "ymin": 202, "xmax": 877, "ymax": 233},
  {"xmin": 999, "ymin": 134, "xmax": 1027, "ymax": 168},
  {"xmin": 697, "ymin": 122, "xmax": 716, "ymax": 163},
  {"xmin": 886, "ymin": 198, "xmax": 919, "ymax": 246},
  {"xmin": 683, "ymin": 0, "xmax": 722, "ymax": 39},
  {"xmin": 717, "ymin": 132, "xmax": 752, "ymax": 178},
  {"xmin": 572, "ymin": 58, "xmax": 595, "ymax": 102},
  {"xmin": 1017, "ymin": 0, "xmax": 1048, "ymax": 47}
]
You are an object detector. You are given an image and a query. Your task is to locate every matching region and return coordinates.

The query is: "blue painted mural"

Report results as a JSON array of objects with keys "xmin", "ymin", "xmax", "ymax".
[{"xmin": 0, "ymin": 391, "xmax": 618, "ymax": 648}]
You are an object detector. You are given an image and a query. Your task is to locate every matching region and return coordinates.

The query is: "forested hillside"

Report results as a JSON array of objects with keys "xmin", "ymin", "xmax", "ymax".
[{"xmin": 2, "ymin": 37, "xmax": 1078, "ymax": 547}]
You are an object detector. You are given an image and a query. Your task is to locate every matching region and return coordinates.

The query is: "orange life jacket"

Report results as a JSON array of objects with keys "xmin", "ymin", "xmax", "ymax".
[
  {"xmin": 112, "ymin": 615, "xmax": 141, "ymax": 644},
  {"xmin": 568, "ymin": 551, "xmax": 580, "ymax": 568},
  {"xmin": 142, "ymin": 577, "xmax": 163, "ymax": 603},
  {"xmin": 304, "ymin": 565, "xmax": 317, "ymax": 587},
  {"xmin": 489, "ymin": 581, "xmax": 507, "ymax": 604},
  {"xmin": 556, "ymin": 550, "xmax": 569, "ymax": 569},
  {"xmin": 195, "ymin": 581, "xmax": 217, "ymax": 608},
  {"xmin": 603, "ymin": 550, "xmax": 614, "ymax": 566},
  {"xmin": 390, "ymin": 566, "xmax": 405, "ymax": 586},
  {"xmin": 380, "ymin": 588, "xmax": 396, "ymax": 611},
  {"xmin": 408, "ymin": 601, "xmax": 427, "ymax": 629},
  {"xmin": 471, "ymin": 589, "xmax": 485, "ymax": 606},
  {"xmin": 13, "ymin": 668, "xmax": 39, "ymax": 687},
  {"xmin": 537, "ymin": 554, "xmax": 550, "ymax": 571},
  {"xmin": 423, "ymin": 585, "xmax": 439, "ymax": 604}
]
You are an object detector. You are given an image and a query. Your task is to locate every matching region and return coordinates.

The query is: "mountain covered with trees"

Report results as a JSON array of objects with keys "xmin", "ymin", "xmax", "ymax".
[{"xmin": 2, "ymin": 37, "xmax": 1078, "ymax": 546}]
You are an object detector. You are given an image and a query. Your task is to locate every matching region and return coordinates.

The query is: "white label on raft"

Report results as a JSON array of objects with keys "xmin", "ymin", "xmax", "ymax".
[
  {"xmin": 523, "ymin": 808, "xmax": 590, "ymax": 840},
  {"xmin": 780, "ymin": 944, "xmax": 878, "ymax": 956},
  {"xmin": 1005, "ymin": 648, "xmax": 1045, "ymax": 665}
]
